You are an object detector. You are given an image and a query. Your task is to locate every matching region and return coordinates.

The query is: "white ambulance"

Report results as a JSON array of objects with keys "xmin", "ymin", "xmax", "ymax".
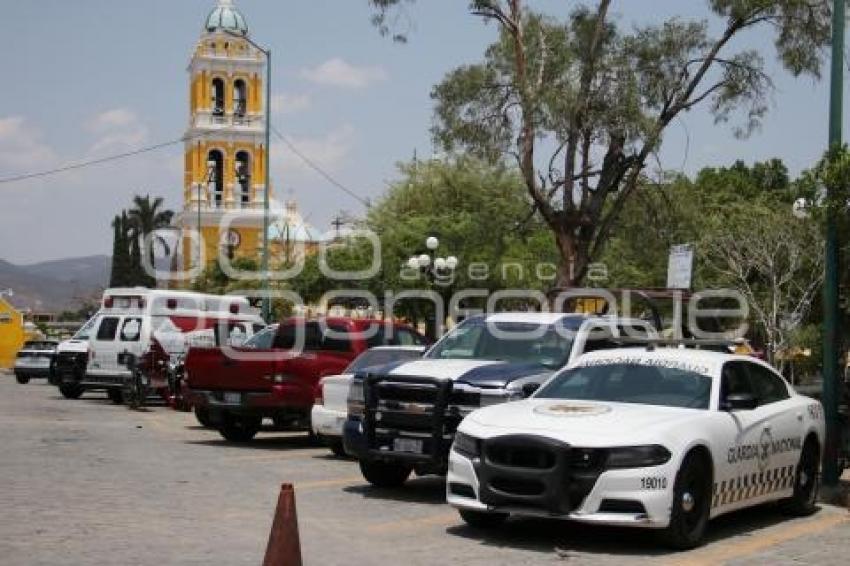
[{"xmin": 80, "ymin": 288, "xmax": 265, "ymax": 403}]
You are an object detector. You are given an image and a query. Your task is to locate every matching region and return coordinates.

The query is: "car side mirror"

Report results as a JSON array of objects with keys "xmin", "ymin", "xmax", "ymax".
[
  {"xmin": 521, "ymin": 383, "xmax": 540, "ymax": 399},
  {"xmin": 722, "ymin": 393, "xmax": 758, "ymax": 411}
]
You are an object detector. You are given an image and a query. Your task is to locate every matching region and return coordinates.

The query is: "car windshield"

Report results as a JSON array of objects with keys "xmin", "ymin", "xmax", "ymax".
[
  {"xmin": 345, "ymin": 348, "xmax": 423, "ymax": 374},
  {"xmin": 425, "ymin": 318, "xmax": 576, "ymax": 369},
  {"xmin": 73, "ymin": 315, "xmax": 100, "ymax": 340},
  {"xmin": 242, "ymin": 326, "xmax": 275, "ymax": 349},
  {"xmin": 536, "ymin": 362, "xmax": 712, "ymax": 409}
]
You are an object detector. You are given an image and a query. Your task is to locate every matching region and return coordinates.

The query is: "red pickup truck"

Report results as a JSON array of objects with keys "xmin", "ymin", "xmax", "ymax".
[{"xmin": 185, "ymin": 317, "xmax": 426, "ymax": 442}]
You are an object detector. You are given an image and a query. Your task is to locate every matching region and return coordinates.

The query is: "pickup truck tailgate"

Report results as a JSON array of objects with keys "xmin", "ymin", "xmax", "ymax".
[
  {"xmin": 185, "ymin": 347, "xmax": 275, "ymax": 391},
  {"xmin": 322, "ymin": 375, "xmax": 352, "ymax": 412}
]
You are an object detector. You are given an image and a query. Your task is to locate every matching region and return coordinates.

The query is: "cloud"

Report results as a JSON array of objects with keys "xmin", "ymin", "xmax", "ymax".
[
  {"xmin": 300, "ymin": 58, "xmax": 388, "ymax": 89},
  {"xmin": 86, "ymin": 108, "xmax": 149, "ymax": 156},
  {"xmin": 276, "ymin": 124, "xmax": 356, "ymax": 177},
  {"xmin": 0, "ymin": 116, "xmax": 58, "ymax": 171},
  {"xmin": 271, "ymin": 93, "xmax": 312, "ymax": 116},
  {"xmin": 88, "ymin": 108, "xmax": 138, "ymax": 132}
]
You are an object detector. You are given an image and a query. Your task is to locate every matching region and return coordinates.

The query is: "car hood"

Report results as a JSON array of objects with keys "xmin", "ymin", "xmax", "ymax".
[
  {"xmin": 464, "ymin": 398, "xmax": 703, "ymax": 445},
  {"xmin": 56, "ymin": 339, "xmax": 88, "ymax": 354},
  {"xmin": 380, "ymin": 359, "xmax": 553, "ymax": 388}
]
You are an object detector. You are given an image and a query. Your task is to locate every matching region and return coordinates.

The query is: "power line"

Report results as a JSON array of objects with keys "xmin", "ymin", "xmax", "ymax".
[
  {"xmin": 270, "ymin": 125, "xmax": 371, "ymax": 207},
  {"xmin": 0, "ymin": 123, "xmax": 372, "ymax": 211},
  {"xmin": 0, "ymin": 134, "xmax": 207, "ymax": 185}
]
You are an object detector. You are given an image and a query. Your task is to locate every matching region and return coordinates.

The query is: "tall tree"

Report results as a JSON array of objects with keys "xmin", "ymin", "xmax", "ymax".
[
  {"xmin": 127, "ymin": 194, "xmax": 174, "ymax": 287},
  {"xmin": 702, "ymin": 205, "xmax": 823, "ymax": 368},
  {"xmin": 109, "ymin": 212, "xmax": 134, "ymax": 287},
  {"xmin": 109, "ymin": 215, "xmax": 122, "ymax": 287},
  {"xmin": 371, "ymin": 0, "xmax": 832, "ymax": 286}
]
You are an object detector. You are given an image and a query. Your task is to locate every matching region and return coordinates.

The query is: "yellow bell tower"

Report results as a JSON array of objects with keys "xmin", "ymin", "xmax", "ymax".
[{"xmin": 180, "ymin": 0, "xmax": 270, "ymax": 272}]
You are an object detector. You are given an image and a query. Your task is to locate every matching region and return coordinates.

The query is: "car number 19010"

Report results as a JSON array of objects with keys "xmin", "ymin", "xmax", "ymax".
[{"xmin": 640, "ymin": 476, "xmax": 668, "ymax": 490}]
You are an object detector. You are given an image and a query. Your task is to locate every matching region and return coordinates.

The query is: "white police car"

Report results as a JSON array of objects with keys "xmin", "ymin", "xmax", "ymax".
[{"xmin": 447, "ymin": 345, "xmax": 824, "ymax": 549}]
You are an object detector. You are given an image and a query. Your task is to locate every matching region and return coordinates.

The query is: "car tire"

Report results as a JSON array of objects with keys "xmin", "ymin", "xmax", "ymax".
[
  {"xmin": 219, "ymin": 414, "xmax": 261, "ymax": 443},
  {"xmin": 780, "ymin": 438, "xmax": 819, "ymax": 516},
  {"xmin": 15, "ymin": 374, "xmax": 30, "ymax": 385},
  {"xmin": 359, "ymin": 460, "xmax": 412, "ymax": 488},
  {"xmin": 107, "ymin": 389, "xmax": 124, "ymax": 404},
  {"xmin": 458, "ymin": 509, "xmax": 509, "ymax": 529},
  {"xmin": 661, "ymin": 451, "xmax": 712, "ymax": 550},
  {"xmin": 194, "ymin": 407, "xmax": 213, "ymax": 428},
  {"xmin": 58, "ymin": 383, "xmax": 84, "ymax": 399}
]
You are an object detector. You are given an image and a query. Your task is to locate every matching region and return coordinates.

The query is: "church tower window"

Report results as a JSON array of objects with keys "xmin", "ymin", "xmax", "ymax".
[
  {"xmin": 235, "ymin": 151, "xmax": 252, "ymax": 207},
  {"xmin": 234, "ymin": 79, "xmax": 248, "ymax": 120},
  {"xmin": 206, "ymin": 150, "xmax": 224, "ymax": 208},
  {"xmin": 211, "ymin": 78, "xmax": 225, "ymax": 117}
]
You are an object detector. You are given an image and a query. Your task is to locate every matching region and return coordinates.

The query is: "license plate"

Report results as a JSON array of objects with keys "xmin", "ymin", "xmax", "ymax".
[
  {"xmin": 393, "ymin": 437, "xmax": 423, "ymax": 454},
  {"xmin": 224, "ymin": 392, "xmax": 241, "ymax": 404}
]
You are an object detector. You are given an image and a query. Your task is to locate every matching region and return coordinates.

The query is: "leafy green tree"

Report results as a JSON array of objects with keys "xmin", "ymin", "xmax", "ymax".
[
  {"xmin": 702, "ymin": 205, "xmax": 823, "ymax": 368},
  {"xmin": 109, "ymin": 214, "xmax": 132, "ymax": 287},
  {"xmin": 127, "ymin": 194, "xmax": 174, "ymax": 287},
  {"xmin": 371, "ymin": 0, "xmax": 832, "ymax": 286},
  {"xmin": 108, "ymin": 211, "xmax": 135, "ymax": 287},
  {"xmin": 288, "ymin": 157, "xmax": 558, "ymax": 322}
]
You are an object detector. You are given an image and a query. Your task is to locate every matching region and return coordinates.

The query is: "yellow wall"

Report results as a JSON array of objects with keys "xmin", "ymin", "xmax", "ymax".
[
  {"xmin": 181, "ymin": 225, "xmax": 264, "ymax": 270},
  {"xmin": 0, "ymin": 298, "xmax": 24, "ymax": 369}
]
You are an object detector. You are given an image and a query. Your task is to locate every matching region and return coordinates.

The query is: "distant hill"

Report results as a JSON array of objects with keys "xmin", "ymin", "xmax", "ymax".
[{"xmin": 0, "ymin": 255, "xmax": 110, "ymax": 312}]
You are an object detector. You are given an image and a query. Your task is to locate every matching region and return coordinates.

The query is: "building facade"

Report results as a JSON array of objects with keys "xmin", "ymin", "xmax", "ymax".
[{"xmin": 179, "ymin": 0, "xmax": 269, "ymax": 271}]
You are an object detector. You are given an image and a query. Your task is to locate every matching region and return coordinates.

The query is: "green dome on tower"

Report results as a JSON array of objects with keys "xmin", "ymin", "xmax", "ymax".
[{"xmin": 205, "ymin": 0, "xmax": 248, "ymax": 36}]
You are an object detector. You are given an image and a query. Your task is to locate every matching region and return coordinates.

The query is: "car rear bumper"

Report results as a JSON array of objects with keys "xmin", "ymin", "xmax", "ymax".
[
  {"xmin": 311, "ymin": 404, "xmax": 346, "ymax": 438},
  {"xmin": 188, "ymin": 387, "xmax": 310, "ymax": 418}
]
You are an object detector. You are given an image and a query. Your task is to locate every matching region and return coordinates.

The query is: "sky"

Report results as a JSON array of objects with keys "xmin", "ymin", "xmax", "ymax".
[{"xmin": 0, "ymin": 0, "xmax": 847, "ymax": 264}]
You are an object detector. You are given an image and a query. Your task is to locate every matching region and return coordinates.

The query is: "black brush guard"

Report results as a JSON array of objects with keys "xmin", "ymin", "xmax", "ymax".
[{"xmin": 363, "ymin": 374, "xmax": 455, "ymax": 468}]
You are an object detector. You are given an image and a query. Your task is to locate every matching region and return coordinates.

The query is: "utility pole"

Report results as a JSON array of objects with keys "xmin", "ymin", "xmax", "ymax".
[
  {"xmin": 822, "ymin": 0, "xmax": 844, "ymax": 488},
  {"xmin": 224, "ymin": 29, "xmax": 271, "ymax": 322}
]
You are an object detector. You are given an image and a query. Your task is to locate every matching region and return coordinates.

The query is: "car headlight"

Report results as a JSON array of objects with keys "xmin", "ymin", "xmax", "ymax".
[
  {"xmin": 605, "ymin": 445, "xmax": 671, "ymax": 469},
  {"xmin": 347, "ymin": 379, "xmax": 365, "ymax": 418},
  {"xmin": 452, "ymin": 431, "xmax": 480, "ymax": 459},
  {"xmin": 479, "ymin": 389, "xmax": 523, "ymax": 407}
]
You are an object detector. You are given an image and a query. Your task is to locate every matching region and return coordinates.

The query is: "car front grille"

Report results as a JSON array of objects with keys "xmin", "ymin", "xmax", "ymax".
[
  {"xmin": 364, "ymin": 375, "xmax": 481, "ymax": 464},
  {"xmin": 476, "ymin": 435, "xmax": 606, "ymax": 514}
]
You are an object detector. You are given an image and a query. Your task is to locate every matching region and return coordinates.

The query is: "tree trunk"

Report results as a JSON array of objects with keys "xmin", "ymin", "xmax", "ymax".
[{"xmin": 553, "ymin": 228, "xmax": 584, "ymax": 288}]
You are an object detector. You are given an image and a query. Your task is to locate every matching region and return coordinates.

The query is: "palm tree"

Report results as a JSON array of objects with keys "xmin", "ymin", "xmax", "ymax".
[{"xmin": 127, "ymin": 194, "xmax": 174, "ymax": 286}]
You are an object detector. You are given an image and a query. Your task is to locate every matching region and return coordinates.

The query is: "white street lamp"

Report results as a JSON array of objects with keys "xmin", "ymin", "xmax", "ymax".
[
  {"xmin": 445, "ymin": 256, "xmax": 458, "ymax": 270},
  {"xmin": 418, "ymin": 254, "xmax": 431, "ymax": 267},
  {"xmin": 434, "ymin": 257, "xmax": 447, "ymax": 270},
  {"xmin": 426, "ymin": 236, "xmax": 439, "ymax": 251},
  {"xmin": 792, "ymin": 197, "xmax": 810, "ymax": 219}
]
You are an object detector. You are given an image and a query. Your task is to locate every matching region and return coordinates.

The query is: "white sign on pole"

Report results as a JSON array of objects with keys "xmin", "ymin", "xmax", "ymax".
[{"xmin": 667, "ymin": 244, "xmax": 694, "ymax": 290}]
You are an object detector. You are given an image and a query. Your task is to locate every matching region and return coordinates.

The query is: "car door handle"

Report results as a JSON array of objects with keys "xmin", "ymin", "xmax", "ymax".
[
  {"xmin": 222, "ymin": 359, "xmax": 236, "ymax": 367},
  {"xmin": 763, "ymin": 425, "xmax": 772, "ymax": 432},
  {"xmin": 796, "ymin": 412, "xmax": 804, "ymax": 421}
]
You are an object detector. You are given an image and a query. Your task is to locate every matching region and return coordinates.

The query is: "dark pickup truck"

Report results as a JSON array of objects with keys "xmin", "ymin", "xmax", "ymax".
[{"xmin": 185, "ymin": 317, "xmax": 426, "ymax": 442}]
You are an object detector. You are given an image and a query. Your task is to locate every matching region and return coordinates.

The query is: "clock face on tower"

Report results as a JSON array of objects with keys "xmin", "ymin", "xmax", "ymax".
[{"xmin": 221, "ymin": 229, "xmax": 241, "ymax": 249}]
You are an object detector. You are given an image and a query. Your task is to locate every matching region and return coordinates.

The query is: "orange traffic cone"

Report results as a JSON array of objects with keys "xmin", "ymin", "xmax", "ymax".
[{"xmin": 263, "ymin": 483, "xmax": 303, "ymax": 566}]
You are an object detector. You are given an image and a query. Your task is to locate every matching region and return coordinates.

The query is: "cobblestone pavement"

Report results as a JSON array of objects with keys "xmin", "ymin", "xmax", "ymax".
[{"xmin": 0, "ymin": 372, "xmax": 848, "ymax": 566}]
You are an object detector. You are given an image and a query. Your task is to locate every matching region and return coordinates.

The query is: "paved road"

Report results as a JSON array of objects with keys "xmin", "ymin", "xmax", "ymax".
[{"xmin": 0, "ymin": 372, "xmax": 848, "ymax": 566}]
